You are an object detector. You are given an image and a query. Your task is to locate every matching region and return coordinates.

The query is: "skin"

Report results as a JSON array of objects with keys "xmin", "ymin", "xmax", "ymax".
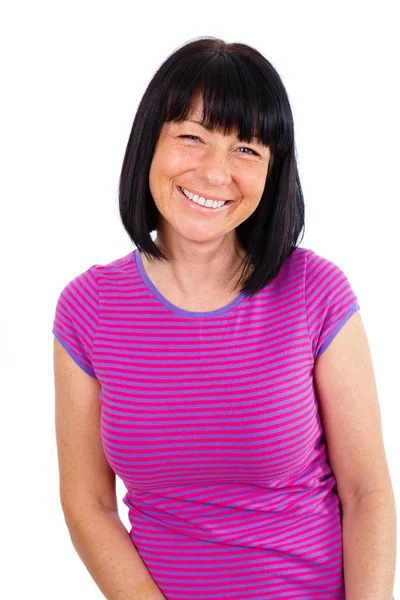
[{"xmin": 143, "ymin": 94, "xmax": 272, "ymax": 299}]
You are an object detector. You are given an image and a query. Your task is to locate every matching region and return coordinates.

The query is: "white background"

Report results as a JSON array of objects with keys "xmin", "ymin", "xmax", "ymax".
[{"xmin": 1, "ymin": 1, "xmax": 399, "ymax": 597}]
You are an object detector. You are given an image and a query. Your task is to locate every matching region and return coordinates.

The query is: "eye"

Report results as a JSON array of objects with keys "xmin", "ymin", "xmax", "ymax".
[
  {"xmin": 179, "ymin": 135, "xmax": 200, "ymax": 141},
  {"xmin": 237, "ymin": 147, "xmax": 257, "ymax": 155}
]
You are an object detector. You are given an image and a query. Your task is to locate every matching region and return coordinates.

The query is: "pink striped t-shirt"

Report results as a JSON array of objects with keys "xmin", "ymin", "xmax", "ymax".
[{"xmin": 53, "ymin": 246, "xmax": 363, "ymax": 599}]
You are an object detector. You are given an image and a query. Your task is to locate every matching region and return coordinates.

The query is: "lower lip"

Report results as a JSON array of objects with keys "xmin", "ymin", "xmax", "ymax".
[{"xmin": 176, "ymin": 186, "xmax": 233, "ymax": 214}]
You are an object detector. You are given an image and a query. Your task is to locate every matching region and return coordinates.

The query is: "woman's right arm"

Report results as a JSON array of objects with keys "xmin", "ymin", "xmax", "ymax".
[
  {"xmin": 65, "ymin": 505, "xmax": 166, "ymax": 600},
  {"xmin": 54, "ymin": 338, "xmax": 166, "ymax": 600}
]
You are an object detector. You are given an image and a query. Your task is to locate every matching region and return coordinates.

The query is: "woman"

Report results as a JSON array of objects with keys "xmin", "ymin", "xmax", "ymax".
[{"xmin": 53, "ymin": 37, "xmax": 396, "ymax": 600}]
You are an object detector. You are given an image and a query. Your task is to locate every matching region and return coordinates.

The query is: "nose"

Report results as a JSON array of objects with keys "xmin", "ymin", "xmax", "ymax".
[{"xmin": 194, "ymin": 147, "xmax": 232, "ymax": 187}]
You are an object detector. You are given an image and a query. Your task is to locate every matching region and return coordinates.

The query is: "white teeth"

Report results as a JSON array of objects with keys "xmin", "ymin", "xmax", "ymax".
[{"xmin": 181, "ymin": 187, "xmax": 226, "ymax": 209}]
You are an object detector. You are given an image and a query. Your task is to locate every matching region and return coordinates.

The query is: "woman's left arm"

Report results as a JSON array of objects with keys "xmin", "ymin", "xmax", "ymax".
[
  {"xmin": 341, "ymin": 489, "xmax": 396, "ymax": 600},
  {"xmin": 313, "ymin": 311, "xmax": 397, "ymax": 600}
]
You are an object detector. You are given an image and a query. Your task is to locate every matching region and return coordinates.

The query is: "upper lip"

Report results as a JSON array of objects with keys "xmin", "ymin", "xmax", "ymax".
[{"xmin": 179, "ymin": 185, "xmax": 233, "ymax": 202}]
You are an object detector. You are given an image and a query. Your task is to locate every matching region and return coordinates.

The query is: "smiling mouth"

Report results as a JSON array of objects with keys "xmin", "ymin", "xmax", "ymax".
[
  {"xmin": 180, "ymin": 185, "xmax": 233, "ymax": 204},
  {"xmin": 177, "ymin": 186, "xmax": 234, "ymax": 211}
]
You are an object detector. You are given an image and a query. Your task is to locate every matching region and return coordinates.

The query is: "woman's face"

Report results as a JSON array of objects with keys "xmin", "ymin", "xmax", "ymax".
[{"xmin": 148, "ymin": 95, "xmax": 271, "ymax": 247}]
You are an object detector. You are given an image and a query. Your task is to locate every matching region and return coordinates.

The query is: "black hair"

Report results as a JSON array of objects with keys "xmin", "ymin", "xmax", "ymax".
[{"xmin": 118, "ymin": 36, "xmax": 305, "ymax": 298}]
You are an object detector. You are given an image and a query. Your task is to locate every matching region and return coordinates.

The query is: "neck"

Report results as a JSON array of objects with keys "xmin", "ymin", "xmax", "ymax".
[{"xmin": 143, "ymin": 241, "xmax": 251, "ymax": 297}]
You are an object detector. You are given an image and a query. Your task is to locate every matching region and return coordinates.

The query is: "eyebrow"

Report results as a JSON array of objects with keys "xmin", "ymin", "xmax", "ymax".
[
  {"xmin": 185, "ymin": 119, "xmax": 211, "ymax": 129},
  {"xmin": 185, "ymin": 119, "xmax": 256, "ymax": 138}
]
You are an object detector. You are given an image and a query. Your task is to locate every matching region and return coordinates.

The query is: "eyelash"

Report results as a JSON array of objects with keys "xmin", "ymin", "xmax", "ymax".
[{"xmin": 179, "ymin": 135, "xmax": 258, "ymax": 155}]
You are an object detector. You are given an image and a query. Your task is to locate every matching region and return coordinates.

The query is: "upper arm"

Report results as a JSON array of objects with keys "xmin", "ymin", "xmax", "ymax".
[
  {"xmin": 53, "ymin": 337, "xmax": 117, "ymax": 516},
  {"xmin": 313, "ymin": 310, "xmax": 392, "ymax": 506}
]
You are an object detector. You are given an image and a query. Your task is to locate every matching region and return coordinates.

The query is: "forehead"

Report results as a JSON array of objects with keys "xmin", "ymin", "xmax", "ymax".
[
  {"xmin": 186, "ymin": 94, "xmax": 205, "ymax": 120},
  {"xmin": 169, "ymin": 96, "xmax": 244, "ymax": 138}
]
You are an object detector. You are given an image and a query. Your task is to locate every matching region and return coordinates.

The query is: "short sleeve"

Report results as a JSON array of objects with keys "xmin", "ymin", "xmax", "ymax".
[
  {"xmin": 52, "ymin": 266, "xmax": 99, "ymax": 378},
  {"xmin": 305, "ymin": 249, "xmax": 360, "ymax": 361}
]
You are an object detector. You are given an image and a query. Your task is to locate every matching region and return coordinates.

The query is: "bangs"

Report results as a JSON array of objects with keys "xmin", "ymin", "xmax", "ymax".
[{"xmin": 163, "ymin": 53, "xmax": 281, "ymax": 148}]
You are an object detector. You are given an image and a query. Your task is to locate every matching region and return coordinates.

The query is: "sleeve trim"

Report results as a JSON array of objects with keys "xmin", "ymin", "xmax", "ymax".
[
  {"xmin": 315, "ymin": 299, "xmax": 360, "ymax": 360},
  {"xmin": 53, "ymin": 329, "xmax": 97, "ymax": 378}
]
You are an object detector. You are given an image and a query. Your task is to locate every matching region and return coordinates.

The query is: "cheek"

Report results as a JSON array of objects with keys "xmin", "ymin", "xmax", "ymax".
[
  {"xmin": 156, "ymin": 146, "xmax": 193, "ymax": 175},
  {"xmin": 149, "ymin": 154, "xmax": 175, "ymax": 193},
  {"xmin": 235, "ymin": 163, "xmax": 267, "ymax": 192},
  {"xmin": 241, "ymin": 177, "xmax": 266, "ymax": 201},
  {"xmin": 252, "ymin": 171, "xmax": 268, "ymax": 199},
  {"xmin": 170, "ymin": 146, "xmax": 198, "ymax": 171}
]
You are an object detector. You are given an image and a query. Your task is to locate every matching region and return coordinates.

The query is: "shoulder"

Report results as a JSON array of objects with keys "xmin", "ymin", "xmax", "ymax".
[
  {"xmin": 285, "ymin": 246, "xmax": 342, "ymax": 274},
  {"xmin": 280, "ymin": 245, "xmax": 310, "ymax": 273},
  {"xmin": 302, "ymin": 249, "xmax": 360, "ymax": 361},
  {"xmin": 60, "ymin": 251, "xmax": 136, "ymax": 291},
  {"xmin": 90, "ymin": 250, "xmax": 135, "ymax": 279},
  {"xmin": 53, "ymin": 249, "xmax": 135, "ymax": 333},
  {"xmin": 269, "ymin": 245, "xmax": 309, "ymax": 287},
  {"xmin": 304, "ymin": 247, "xmax": 358, "ymax": 304}
]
